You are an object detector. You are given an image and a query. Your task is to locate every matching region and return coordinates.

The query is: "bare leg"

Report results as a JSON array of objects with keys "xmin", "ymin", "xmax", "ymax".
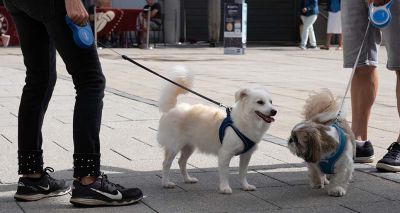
[
  {"xmin": 325, "ymin": 33, "xmax": 332, "ymax": 48},
  {"xmin": 337, "ymin": 33, "xmax": 343, "ymax": 49},
  {"xmin": 239, "ymin": 151, "xmax": 256, "ymax": 191},
  {"xmin": 178, "ymin": 145, "xmax": 198, "ymax": 183},
  {"xmin": 396, "ymin": 71, "xmax": 400, "ymax": 142},
  {"xmin": 162, "ymin": 148, "xmax": 179, "ymax": 188},
  {"xmin": 351, "ymin": 66, "xmax": 378, "ymax": 141}
]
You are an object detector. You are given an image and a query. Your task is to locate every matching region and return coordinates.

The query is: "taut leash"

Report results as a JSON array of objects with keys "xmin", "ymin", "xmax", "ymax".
[{"xmin": 97, "ymin": 41, "xmax": 229, "ymax": 109}]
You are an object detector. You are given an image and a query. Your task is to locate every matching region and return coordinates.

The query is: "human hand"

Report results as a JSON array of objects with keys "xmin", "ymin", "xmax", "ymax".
[
  {"xmin": 65, "ymin": 0, "xmax": 89, "ymax": 25},
  {"xmin": 368, "ymin": 0, "xmax": 391, "ymax": 6},
  {"xmin": 302, "ymin": 8, "xmax": 307, "ymax": 13}
]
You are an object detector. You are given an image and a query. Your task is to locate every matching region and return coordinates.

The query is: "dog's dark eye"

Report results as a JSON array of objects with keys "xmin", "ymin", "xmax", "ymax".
[
  {"xmin": 269, "ymin": 100, "xmax": 272, "ymax": 104},
  {"xmin": 257, "ymin": 100, "xmax": 265, "ymax": 105},
  {"xmin": 290, "ymin": 132, "xmax": 298, "ymax": 143}
]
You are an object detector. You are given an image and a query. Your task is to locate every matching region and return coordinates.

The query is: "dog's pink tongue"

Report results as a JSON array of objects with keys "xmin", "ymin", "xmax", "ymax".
[{"xmin": 265, "ymin": 116, "xmax": 275, "ymax": 123}]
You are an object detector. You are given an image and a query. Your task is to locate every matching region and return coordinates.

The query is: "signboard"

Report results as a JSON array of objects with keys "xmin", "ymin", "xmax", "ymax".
[{"xmin": 223, "ymin": 2, "xmax": 247, "ymax": 55}]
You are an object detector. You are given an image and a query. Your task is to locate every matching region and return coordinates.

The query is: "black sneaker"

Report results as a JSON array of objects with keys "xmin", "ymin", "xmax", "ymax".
[
  {"xmin": 355, "ymin": 140, "xmax": 375, "ymax": 163},
  {"xmin": 70, "ymin": 174, "xmax": 143, "ymax": 206},
  {"xmin": 376, "ymin": 142, "xmax": 400, "ymax": 172},
  {"xmin": 14, "ymin": 167, "xmax": 71, "ymax": 201}
]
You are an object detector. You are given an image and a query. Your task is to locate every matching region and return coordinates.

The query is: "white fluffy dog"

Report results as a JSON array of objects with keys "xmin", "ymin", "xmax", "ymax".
[
  {"xmin": 157, "ymin": 68, "xmax": 277, "ymax": 194},
  {"xmin": 287, "ymin": 89, "xmax": 355, "ymax": 197}
]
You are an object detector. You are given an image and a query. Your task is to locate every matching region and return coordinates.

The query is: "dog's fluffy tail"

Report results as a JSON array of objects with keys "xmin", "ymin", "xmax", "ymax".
[
  {"xmin": 159, "ymin": 65, "xmax": 193, "ymax": 113},
  {"xmin": 302, "ymin": 89, "xmax": 342, "ymax": 123}
]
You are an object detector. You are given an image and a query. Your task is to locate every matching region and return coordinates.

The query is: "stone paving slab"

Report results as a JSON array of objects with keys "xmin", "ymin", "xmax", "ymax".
[{"xmin": 343, "ymin": 200, "xmax": 400, "ymax": 213}]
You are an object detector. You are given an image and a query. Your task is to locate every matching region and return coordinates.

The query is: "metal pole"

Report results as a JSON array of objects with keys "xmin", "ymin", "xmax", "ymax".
[{"xmin": 146, "ymin": 8, "xmax": 151, "ymax": 49}]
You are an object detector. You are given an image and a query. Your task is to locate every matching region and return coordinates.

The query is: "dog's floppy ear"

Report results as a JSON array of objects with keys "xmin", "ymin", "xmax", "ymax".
[
  {"xmin": 235, "ymin": 88, "xmax": 249, "ymax": 102},
  {"xmin": 305, "ymin": 131, "xmax": 322, "ymax": 163}
]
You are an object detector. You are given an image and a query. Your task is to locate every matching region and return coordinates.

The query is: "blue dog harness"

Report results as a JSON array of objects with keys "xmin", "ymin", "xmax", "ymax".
[
  {"xmin": 219, "ymin": 108, "xmax": 256, "ymax": 156},
  {"xmin": 318, "ymin": 124, "xmax": 347, "ymax": 174}
]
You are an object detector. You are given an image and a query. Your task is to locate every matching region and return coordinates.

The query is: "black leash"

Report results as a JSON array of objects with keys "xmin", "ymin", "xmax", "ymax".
[{"xmin": 97, "ymin": 41, "xmax": 229, "ymax": 109}]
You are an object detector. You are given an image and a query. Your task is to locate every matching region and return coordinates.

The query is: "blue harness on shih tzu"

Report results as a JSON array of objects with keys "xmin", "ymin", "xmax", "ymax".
[
  {"xmin": 219, "ymin": 108, "xmax": 255, "ymax": 156},
  {"xmin": 318, "ymin": 124, "xmax": 347, "ymax": 174}
]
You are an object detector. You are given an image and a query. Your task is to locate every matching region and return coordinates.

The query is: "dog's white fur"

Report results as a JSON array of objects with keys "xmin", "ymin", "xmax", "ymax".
[
  {"xmin": 157, "ymin": 67, "xmax": 276, "ymax": 194},
  {"xmin": 287, "ymin": 89, "xmax": 355, "ymax": 197}
]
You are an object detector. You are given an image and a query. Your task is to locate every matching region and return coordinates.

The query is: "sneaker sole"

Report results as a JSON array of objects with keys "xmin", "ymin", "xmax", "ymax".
[
  {"xmin": 70, "ymin": 196, "xmax": 143, "ymax": 206},
  {"xmin": 14, "ymin": 187, "xmax": 71, "ymax": 201},
  {"xmin": 376, "ymin": 163, "xmax": 400, "ymax": 172},
  {"xmin": 354, "ymin": 156, "xmax": 375, "ymax": 163}
]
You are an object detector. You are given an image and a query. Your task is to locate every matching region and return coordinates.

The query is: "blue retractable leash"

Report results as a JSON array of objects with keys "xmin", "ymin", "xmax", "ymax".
[
  {"xmin": 65, "ymin": 16, "xmax": 94, "ymax": 48},
  {"xmin": 369, "ymin": 0, "xmax": 393, "ymax": 28}
]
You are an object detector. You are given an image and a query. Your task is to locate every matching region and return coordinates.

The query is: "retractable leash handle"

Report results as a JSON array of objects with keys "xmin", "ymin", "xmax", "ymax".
[
  {"xmin": 65, "ymin": 16, "xmax": 94, "ymax": 48},
  {"xmin": 369, "ymin": 0, "xmax": 393, "ymax": 28}
]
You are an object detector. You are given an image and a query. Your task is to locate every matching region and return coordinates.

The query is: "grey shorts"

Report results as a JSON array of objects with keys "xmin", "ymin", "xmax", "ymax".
[{"xmin": 342, "ymin": 0, "xmax": 400, "ymax": 70}]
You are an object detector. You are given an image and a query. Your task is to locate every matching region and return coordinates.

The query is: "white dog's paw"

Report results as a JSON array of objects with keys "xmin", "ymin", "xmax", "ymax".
[
  {"xmin": 242, "ymin": 183, "xmax": 256, "ymax": 191},
  {"xmin": 219, "ymin": 186, "xmax": 233, "ymax": 194},
  {"xmin": 184, "ymin": 177, "xmax": 198, "ymax": 184},
  {"xmin": 311, "ymin": 184, "xmax": 324, "ymax": 189},
  {"xmin": 162, "ymin": 181, "xmax": 176, "ymax": 188},
  {"xmin": 328, "ymin": 186, "xmax": 346, "ymax": 197}
]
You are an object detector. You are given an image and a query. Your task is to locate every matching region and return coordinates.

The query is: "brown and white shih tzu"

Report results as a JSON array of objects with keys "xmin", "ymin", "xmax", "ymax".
[{"xmin": 287, "ymin": 89, "xmax": 355, "ymax": 197}]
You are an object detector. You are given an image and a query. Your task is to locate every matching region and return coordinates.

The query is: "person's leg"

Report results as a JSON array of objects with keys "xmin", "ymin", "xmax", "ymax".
[
  {"xmin": 5, "ymin": 0, "xmax": 57, "ymax": 177},
  {"xmin": 321, "ymin": 34, "xmax": 332, "ymax": 49},
  {"xmin": 300, "ymin": 15, "xmax": 309, "ymax": 48},
  {"xmin": 375, "ymin": 0, "xmax": 400, "ymax": 172},
  {"xmin": 337, "ymin": 33, "xmax": 343, "ymax": 49},
  {"xmin": 4, "ymin": 0, "xmax": 71, "ymax": 201},
  {"xmin": 138, "ymin": 13, "xmax": 147, "ymax": 46},
  {"xmin": 397, "ymin": 71, "xmax": 400, "ymax": 142},
  {"xmin": 44, "ymin": 0, "xmax": 104, "ymax": 180},
  {"xmin": 376, "ymin": 70, "xmax": 400, "ymax": 172},
  {"xmin": 307, "ymin": 15, "xmax": 318, "ymax": 47},
  {"xmin": 342, "ymin": 0, "xmax": 381, "ymax": 163},
  {"xmin": 43, "ymin": 1, "xmax": 143, "ymax": 205},
  {"xmin": 351, "ymin": 66, "xmax": 378, "ymax": 141}
]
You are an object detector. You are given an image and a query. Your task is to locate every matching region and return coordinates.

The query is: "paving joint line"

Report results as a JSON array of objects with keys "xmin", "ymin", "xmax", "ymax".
[
  {"xmin": 52, "ymin": 141, "xmax": 69, "ymax": 152},
  {"xmin": 110, "ymin": 148, "xmax": 133, "ymax": 161},
  {"xmin": 132, "ymin": 137, "xmax": 153, "ymax": 147},
  {"xmin": 247, "ymin": 191, "xmax": 283, "ymax": 209},
  {"xmin": 1, "ymin": 134, "xmax": 13, "ymax": 144},
  {"xmin": 140, "ymin": 200, "xmax": 159, "ymax": 213},
  {"xmin": 15, "ymin": 201, "xmax": 26, "ymax": 213}
]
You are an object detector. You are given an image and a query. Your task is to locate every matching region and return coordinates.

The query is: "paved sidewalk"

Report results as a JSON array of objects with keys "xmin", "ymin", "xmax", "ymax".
[{"xmin": 1, "ymin": 46, "xmax": 400, "ymax": 213}]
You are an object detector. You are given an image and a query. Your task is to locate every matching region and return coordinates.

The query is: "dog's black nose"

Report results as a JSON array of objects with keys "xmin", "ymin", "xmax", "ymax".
[{"xmin": 270, "ymin": 109, "xmax": 277, "ymax": 116}]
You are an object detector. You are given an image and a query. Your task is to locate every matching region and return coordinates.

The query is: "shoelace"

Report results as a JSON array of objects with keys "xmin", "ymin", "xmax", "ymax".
[
  {"xmin": 384, "ymin": 143, "xmax": 400, "ymax": 160},
  {"xmin": 99, "ymin": 173, "xmax": 124, "ymax": 190},
  {"xmin": 42, "ymin": 167, "xmax": 55, "ymax": 180}
]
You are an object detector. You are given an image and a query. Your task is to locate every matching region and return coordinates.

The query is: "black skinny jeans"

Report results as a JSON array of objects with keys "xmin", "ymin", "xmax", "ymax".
[{"xmin": 4, "ymin": 0, "xmax": 105, "ymax": 178}]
